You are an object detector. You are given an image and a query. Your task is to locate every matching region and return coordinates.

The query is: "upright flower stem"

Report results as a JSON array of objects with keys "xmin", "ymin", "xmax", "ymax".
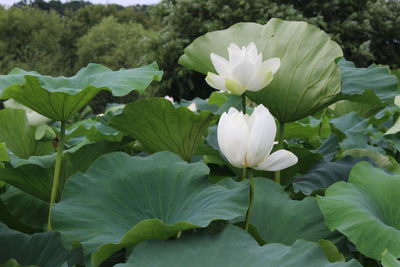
[
  {"xmin": 47, "ymin": 121, "xmax": 66, "ymax": 231},
  {"xmin": 241, "ymin": 167, "xmax": 247, "ymax": 181},
  {"xmin": 244, "ymin": 168, "xmax": 254, "ymax": 231},
  {"xmin": 274, "ymin": 122, "xmax": 285, "ymax": 184},
  {"xmin": 242, "ymin": 94, "xmax": 246, "ymax": 114}
]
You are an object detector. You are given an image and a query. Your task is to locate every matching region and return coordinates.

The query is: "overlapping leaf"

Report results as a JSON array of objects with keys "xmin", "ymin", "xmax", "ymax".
[
  {"xmin": 53, "ymin": 152, "xmax": 248, "ymax": 266},
  {"xmin": 250, "ymin": 178, "xmax": 337, "ymax": 244},
  {"xmin": 0, "ymin": 109, "xmax": 53, "ymax": 159},
  {"xmin": 117, "ymin": 225, "xmax": 361, "ymax": 267},
  {"xmin": 0, "ymin": 63, "xmax": 162, "ymax": 121},
  {"xmin": 0, "ymin": 223, "xmax": 81, "ymax": 267},
  {"xmin": 109, "ymin": 98, "xmax": 214, "ymax": 161},
  {"xmin": 318, "ymin": 162, "xmax": 400, "ymax": 260}
]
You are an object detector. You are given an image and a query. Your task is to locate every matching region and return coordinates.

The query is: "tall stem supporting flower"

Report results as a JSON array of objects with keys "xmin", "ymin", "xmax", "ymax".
[
  {"xmin": 47, "ymin": 121, "xmax": 66, "ymax": 231},
  {"xmin": 242, "ymin": 94, "xmax": 246, "ymax": 114},
  {"xmin": 244, "ymin": 168, "xmax": 254, "ymax": 232},
  {"xmin": 241, "ymin": 167, "xmax": 247, "ymax": 181},
  {"xmin": 274, "ymin": 122, "xmax": 285, "ymax": 184}
]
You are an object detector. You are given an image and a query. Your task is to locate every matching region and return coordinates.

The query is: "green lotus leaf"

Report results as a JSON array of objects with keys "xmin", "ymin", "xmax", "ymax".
[
  {"xmin": 0, "ymin": 259, "xmax": 36, "ymax": 267},
  {"xmin": 0, "ymin": 143, "xmax": 9, "ymax": 162},
  {"xmin": 293, "ymin": 156, "xmax": 372, "ymax": 195},
  {"xmin": 65, "ymin": 118, "xmax": 123, "ymax": 142},
  {"xmin": 0, "ymin": 223, "xmax": 81, "ymax": 267},
  {"xmin": 52, "ymin": 152, "xmax": 248, "ymax": 266},
  {"xmin": 179, "ymin": 19, "xmax": 343, "ymax": 122},
  {"xmin": 1, "ymin": 186, "xmax": 48, "ymax": 230},
  {"xmin": 117, "ymin": 225, "xmax": 361, "ymax": 267},
  {"xmin": 0, "ymin": 140, "xmax": 123, "ymax": 202},
  {"xmin": 341, "ymin": 148, "xmax": 400, "ymax": 172},
  {"xmin": 250, "ymin": 178, "xmax": 337, "ymax": 245},
  {"xmin": 337, "ymin": 59, "xmax": 399, "ymax": 105},
  {"xmin": 0, "ymin": 63, "xmax": 162, "ymax": 121},
  {"xmin": 0, "ymin": 109, "xmax": 53, "ymax": 159},
  {"xmin": 0, "ymin": 199, "xmax": 37, "ymax": 234},
  {"xmin": 109, "ymin": 98, "xmax": 214, "ymax": 161},
  {"xmin": 317, "ymin": 162, "xmax": 400, "ymax": 259},
  {"xmin": 382, "ymin": 250, "xmax": 400, "ymax": 267}
]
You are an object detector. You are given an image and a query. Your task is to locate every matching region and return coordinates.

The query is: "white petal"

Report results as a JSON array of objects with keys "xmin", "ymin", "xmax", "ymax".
[
  {"xmin": 205, "ymin": 72, "xmax": 227, "ymax": 92},
  {"xmin": 210, "ymin": 53, "xmax": 230, "ymax": 76},
  {"xmin": 246, "ymin": 69, "xmax": 273, "ymax": 92},
  {"xmin": 254, "ymin": 149, "xmax": 298, "ymax": 171},
  {"xmin": 262, "ymin": 58, "xmax": 281, "ymax": 74},
  {"xmin": 246, "ymin": 42, "xmax": 259, "ymax": 63},
  {"xmin": 26, "ymin": 112, "xmax": 51, "ymax": 126},
  {"xmin": 228, "ymin": 43, "xmax": 242, "ymax": 65},
  {"xmin": 245, "ymin": 105, "xmax": 277, "ymax": 167},
  {"xmin": 4, "ymin": 99, "xmax": 50, "ymax": 126},
  {"xmin": 231, "ymin": 58, "xmax": 257, "ymax": 86},
  {"xmin": 164, "ymin": 96, "xmax": 174, "ymax": 103},
  {"xmin": 187, "ymin": 103, "xmax": 197, "ymax": 112},
  {"xmin": 217, "ymin": 111, "xmax": 249, "ymax": 168}
]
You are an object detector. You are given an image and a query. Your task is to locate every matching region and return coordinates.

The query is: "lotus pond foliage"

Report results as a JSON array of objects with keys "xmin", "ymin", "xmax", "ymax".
[{"xmin": 0, "ymin": 18, "xmax": 399, "ymax": 267}]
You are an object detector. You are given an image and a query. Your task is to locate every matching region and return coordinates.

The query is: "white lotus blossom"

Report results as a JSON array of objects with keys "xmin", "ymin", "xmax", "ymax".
[
  {"xmin": 217, "ymin": 104, "xmax": 297, "ymax": 171},
  {"xmin": 3, "ymin": 99, "xmax": 50, "ymax": 126},
  {"xmin": 206, "ymin": 42, "xmax": 280, "ymax": 95}
]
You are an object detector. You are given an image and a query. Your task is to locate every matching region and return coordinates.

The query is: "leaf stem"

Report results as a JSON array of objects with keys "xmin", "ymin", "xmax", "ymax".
[
  {"xmin": 274, "ymin": 122, "xmax": 285, "ymax": 184},
  {"xmin": 244, "ymin": 168, "xmax": 254, "ymax": 232},
  {"xmin": 242, "ymin": 94, "xmax": 246, "ymax": 114},
  {"xmin": 47, "ymin": 121, "xmax": 66, "ymax": 231},
  {"xmin": 241, "ymin": 167, "xmax": 247, "ymax": 181}
]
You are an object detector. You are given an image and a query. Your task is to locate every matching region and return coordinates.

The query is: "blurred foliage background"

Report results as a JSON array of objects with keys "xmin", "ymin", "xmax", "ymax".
[{"xmin": 0, "ymin": 0, "xmax": 399, "ymax": 108}]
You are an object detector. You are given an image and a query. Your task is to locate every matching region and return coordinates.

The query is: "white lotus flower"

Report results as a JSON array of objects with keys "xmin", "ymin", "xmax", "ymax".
[
  {"xmin": 205, "ymin": 42, "xmax": 280, "ymax": 95},
  {"xmin": 3, "ymin": 99, "xmax": 50, "ymax": 126},
  {"xmin": 217, "ymin": 104, "xmax": 297, "ymax": 171}
]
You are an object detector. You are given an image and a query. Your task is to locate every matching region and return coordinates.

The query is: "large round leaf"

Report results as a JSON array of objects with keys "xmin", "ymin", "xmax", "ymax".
[
  {"xmin": 179, "ymin": 19, "xmax": 343, "ymax": 122},
  {"xmin": 52, "ymin": 152, "xmax": 248, "ymax": 266},
  {"xmin": 0, "ymin": 63, "xmax": 162, "ymax": 121},
  {"xmin": 318, "ymin": 162, "xmax": 400, "ymax": 260},
  {"xmin": 109, "ymin": 98, "xmax": 214, "ymax": 161},
  {"xmin": 0, "ymin": 223, "xmax": 80, "ymax": 267},
  {"xmin": 250, "ymin": 178, "xmax": 337, "ymax": 245},
  {"xmin": 117, "ymin": 225, "xmax": 361, "ymax": 267}
]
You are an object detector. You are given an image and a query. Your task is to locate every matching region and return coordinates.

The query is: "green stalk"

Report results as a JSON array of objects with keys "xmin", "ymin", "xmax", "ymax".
[
  {"xmin": 242, "ymin": 94, "xmax": 246, "ymax": 114},
  {"xmin": 244, "ymin": 168, "xmax": 254, "ymax": 232},
  {"xmin": 47, "ymin": 121, "xmax": 66, "ymax": 231},
  {"xmin": 241, "ymin": 167, "xmax": 247, "ymax": 181},
  {"xmin": 274, "ymin": 122, "xmax": 285, "ymax": 184}
]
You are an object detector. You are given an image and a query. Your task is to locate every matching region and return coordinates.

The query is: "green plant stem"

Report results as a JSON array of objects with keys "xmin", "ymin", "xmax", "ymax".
[
  {"xmin": 274, "ymin": 122, "xmax": 285, "ymax": 184},
  {"xmin": 244, "ymin": 168, "xmax": 254, "ymax": 232},
  {"xmin": 241, "ymin": 167, "xmax": 247, "ymax": 181},
  {"xmin": 47, "ymin": 121, "xmax": 66, "ymax": 231},
  {"xmin": 242, "ymin": 94, "xmax": 246, "ymax": 114}
]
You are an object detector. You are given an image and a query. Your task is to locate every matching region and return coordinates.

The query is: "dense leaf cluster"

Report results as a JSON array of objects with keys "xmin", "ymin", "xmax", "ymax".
[{"xmin": 0, "ymin": 0, "xmax": 399, "ymax": 103}]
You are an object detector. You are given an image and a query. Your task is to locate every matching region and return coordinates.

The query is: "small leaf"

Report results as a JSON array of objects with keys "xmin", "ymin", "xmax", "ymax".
[
  {"xmin": 381, "ymin": 250, "xmax": 400, "ymax": 267},
  {"xmin": 318, "ymin": 240, "xmax": 346, "ymax": 263}
]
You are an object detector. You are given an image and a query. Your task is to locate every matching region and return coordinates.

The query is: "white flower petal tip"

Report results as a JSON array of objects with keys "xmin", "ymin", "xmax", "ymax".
[
  {"xmin": 206, "ymin": 42, "xmax": 281, "ymax": 95},
  {"xmin": 187, "ymin": 103, "xmax": 197, "ymax": 112},
  {"xmin": 255, "ymin": 149, "xmax": 298, "ymax": 172},
  {"xmin": 164, "ymin": 96, "xmax": 174, "ymax": 103}
]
